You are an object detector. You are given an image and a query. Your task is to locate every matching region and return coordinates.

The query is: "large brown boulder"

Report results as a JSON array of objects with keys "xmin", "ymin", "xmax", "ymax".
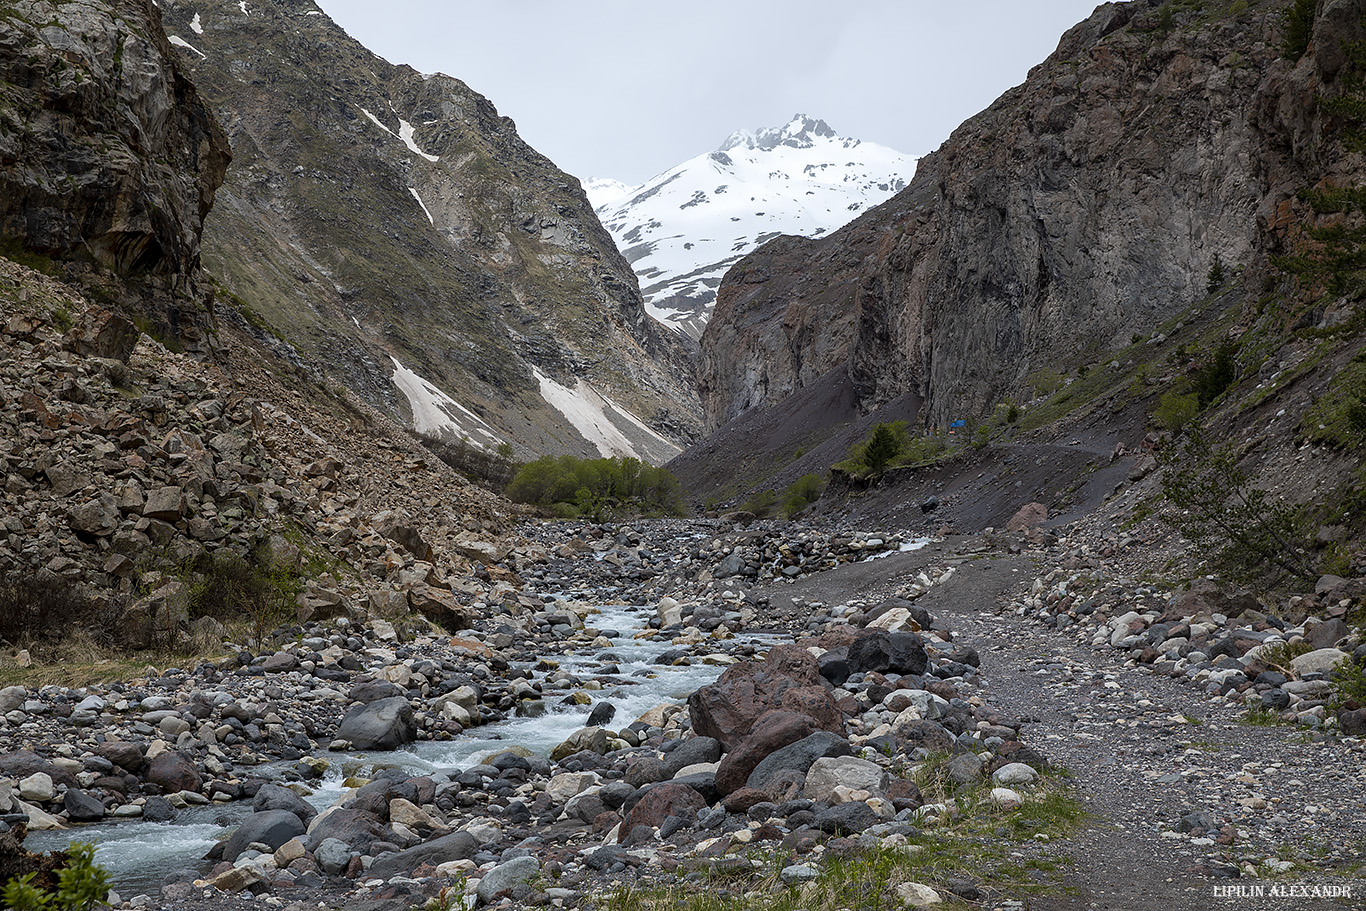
[
  {"xmin": 145, "ymin": 751, "xmax": 201, "ymax": 794},
  {"xmin": 1162, "ymin": 579, "xmax": 1259, "ymax": 621},
  {"xmin": 406, "ymin": 584, "xmax": 475, "ymax": 632},
  {"xmin": 714, "ymin": 711, "xmax": 817, "ymax": 796},
  {"xmin": 61, "ymin": 308, "xmax": 140, "ymax": 362},
  {"xmin": 687, "ymin": 644, "xmax": 835, "ymax": 750}
]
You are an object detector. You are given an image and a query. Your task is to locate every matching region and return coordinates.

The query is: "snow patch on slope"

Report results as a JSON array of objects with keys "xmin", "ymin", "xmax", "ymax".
[
  {"xmin": 408, "ymin": 188, "xmax": 434, "ymax": 225},
  {"xmin": 168, "ymin": 35, "xmax": 205, "ymax": 57},
  {"xmin": 595, "ymin": 114, "xmax": 917, "ymax": 339},
  {"xmin": 190, "ymin": 13, "xmax": 203, "ymax": 34},
  {"xmin": 533, "ymin": 368, "xmax": 679, "ymax": 461},
  {"xmin": 398, "ymin": 118, "xmax": 439, "ymax": 163},
  {"xmin": 390, "ymin": 357, "xmax": 502, "ymax": 449},
  {"xmin": 357, "ymin": 107, "xmax": 439, "ymax": 163}
]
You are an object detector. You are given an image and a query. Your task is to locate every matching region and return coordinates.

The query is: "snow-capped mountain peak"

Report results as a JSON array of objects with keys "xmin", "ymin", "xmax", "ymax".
[
  {"xmin": 594, "ymin": 114, "xmax": 917, "ymax": 340},
  {"xmin": 720, "ymin": 114, "xmax": 837, "ymax": 153}
]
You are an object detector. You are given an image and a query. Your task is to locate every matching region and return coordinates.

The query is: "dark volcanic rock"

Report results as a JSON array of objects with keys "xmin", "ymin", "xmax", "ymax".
[
  {"xmin": 62, "ymin": 789, "xmax": 106, "ymax": 822},
  {"xmin": 746, "ymin": 731, "xmax": 853, "ymax": 792},
  {"xmin": 253, "ymin": 783, "xmax": 318, "ymax": 826},
  {"xmin": 715, "ymin": 711, "xmax": 819, "ymax": 796},
  {"xmin": 305, "ymin": 808, "xmax": 393, "ymax": 855},
  {"xmin": 661, "ymin": 736, "xmax": 722, "ymax": 777},
  {"xmin": 814, "ymin": 801, "xmax": 880, "ymax": 835},
  {"xmin": 847, "ymin": 629, "xmax": 928, "ymax": 677}
]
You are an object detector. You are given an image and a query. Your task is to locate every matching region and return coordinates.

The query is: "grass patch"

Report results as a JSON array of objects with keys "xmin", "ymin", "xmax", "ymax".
[
  {"xmin": 587, "ymin": 759, "xmax": 1086, "ymax": 911},
  {"xmin": 1299, "ymin": 350, "xmax": 1366, "ymax": 449},
  {"xmin": 1239, "ymin": 704, "xmax": 1296, "ymax": 727}
]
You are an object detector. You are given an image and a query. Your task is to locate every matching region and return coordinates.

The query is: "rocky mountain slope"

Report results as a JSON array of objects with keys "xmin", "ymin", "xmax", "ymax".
[
  {"xmin": 700, "ymin": 0, "xmax": 1308, "ymax": 434},
  {"xmin": 153, "ymin": 0, "xmax": 698, "ymax": 463},
  {"xmin": 592, "ymin": 115, "xmax": 915, "ymax": 341}
]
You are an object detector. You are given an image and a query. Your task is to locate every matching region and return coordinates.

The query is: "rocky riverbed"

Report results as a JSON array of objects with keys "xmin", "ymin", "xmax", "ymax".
[
  {"xmin": 1, "ymin": 515, "xmax": 1363, "ymax": 911},
  {"xmin": 0, "ymin": 518, "xmax": 1055, "ymax": 911}
]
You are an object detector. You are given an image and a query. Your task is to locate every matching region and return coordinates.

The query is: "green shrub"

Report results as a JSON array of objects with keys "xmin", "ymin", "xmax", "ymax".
[
  {"xmin": 782, "ymin": 473, "xmax": 825, "ymax": 518},
  {"xmin": 1300, "ymin": 356, "xmax": 1366, "ymax": 448},
  {"xmin": 505, "ymin": 455, "xmax": 684, "ymax": 518},
  {"xmin": 2, "ymin": 842, "xmax": 109, "ymax": 911},
  {"xmin": 1281, "ymin": 0, "xmax": 1316, "ymax": 60},
  {"xmin": 1158, "ymin": 431, "xmax": 1315, "ymax": 583},
  {"xmin": 1207, "ymin": 255, "xmax": 1226, "ymax": 293},
  {"xmin": 174, "ymin": 549, "xmax": 300, "ymax": 649},
  {"xmin": 741, "ymin": 489, "xmax": 778, "ymax": 519},
  {"xmin": 1153, "ymin": 390, "xmax": 1199, "ymax": 432},
  {"xmin": 1331, "ymin": 657, "xmax": 1366, "ymax": 711},
  {"xmin": 1193, "ymin": 341, "xmax": 1238, "ymax": 406},
  {"xmin": 862, "ymin": 422, "xmax": 904, "ymax": 471}
]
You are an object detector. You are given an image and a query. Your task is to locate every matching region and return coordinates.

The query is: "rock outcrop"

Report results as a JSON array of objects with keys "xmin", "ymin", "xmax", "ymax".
[
  {"xmin": 0, "ymin": 0, "xmax": 230, "ymax": 351},
  {"xmin": 698, "ymin": 0, "xmax": 1359, "ymax": 433}
]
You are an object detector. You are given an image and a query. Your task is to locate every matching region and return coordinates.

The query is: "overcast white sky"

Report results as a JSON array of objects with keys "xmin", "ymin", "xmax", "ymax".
[{"xmin": 316, "ymin": 1, "xmax": 1104, "ymax": 187}]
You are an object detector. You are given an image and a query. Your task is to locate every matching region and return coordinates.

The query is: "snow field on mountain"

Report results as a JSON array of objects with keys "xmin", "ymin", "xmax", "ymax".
[
  {"xmin": 533, "ymin": 368, "xmax": 680, "ymax": 461},
  {"xmin": 390, "ymin": 357, "xmax": 503, "ymax": 449}
]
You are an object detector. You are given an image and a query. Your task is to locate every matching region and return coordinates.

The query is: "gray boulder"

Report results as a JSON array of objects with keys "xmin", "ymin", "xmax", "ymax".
[
  {"xmin": 366, "ymin": 831, "xmax": 479, "ymax": 880},
  {"xmin": 476, "ymin": 856, "xmax": 540, "ymax": 903},
  {"xmin": 334, "ymin": 696, "xmax": 416, "ymax": 750},
  {"xmin": 62, "ymin": 788, "xmax": 105, "ymax": 822},
  {"xmin": 661, "ymin": 737, "xmax": 722, "ymax": 777},
  {"xmin": 746, "ymin": 731, "xmax": 852, "ymax": 792},
  {"xmin": 222, "ymin": 809, "xmax": 305, "ymax": 862},
  {"xmin": 314, "ymin": 837, "xmax": 353, "ymax": 876},
  {"xmin": 814, "ymin": 801, "xmax": 880, "ymax": 835},
  {"xmin": 803, "ymin": 756, "xmax": 888, "ymax": 801},
  {"xmin": 253, "ymin": 783, "xmax": 318, "ymax": 825}
]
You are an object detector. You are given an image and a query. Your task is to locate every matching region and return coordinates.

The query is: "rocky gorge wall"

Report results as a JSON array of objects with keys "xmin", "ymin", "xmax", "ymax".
[
  {"xmin": 0, "ymin": 0, "xmax": 230, "ymax": 351},
  {"xmin": 699, "ymin": 0, "xmax": 1358, "ymax": 433}
]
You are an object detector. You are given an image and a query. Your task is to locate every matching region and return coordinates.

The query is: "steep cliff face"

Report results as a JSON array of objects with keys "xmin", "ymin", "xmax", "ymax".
[
  {"xmin": 700, "ymin": 0, "xmax": 1322, "ymax": 433},
  {"xmin": 0, "ymin": 0, "xmax": 230, "ymax": 348},
  {"xmin": 156, "ymin": 0, "xmax": 697, "ymax": 462}
]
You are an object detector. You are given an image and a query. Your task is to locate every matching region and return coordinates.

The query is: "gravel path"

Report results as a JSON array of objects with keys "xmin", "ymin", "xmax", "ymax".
[{"xmin": 763, "ymin": 540, "xmax": 1366, "ymax": 910}]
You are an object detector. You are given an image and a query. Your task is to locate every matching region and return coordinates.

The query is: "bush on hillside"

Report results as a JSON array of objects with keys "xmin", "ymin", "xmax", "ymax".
[
  {"xmin": 505, "ymin": 455, "xmax": 684, "ymax": 519},
  {"xmin": 1281, "ymin": 0, "xmax": 1316, "ymax": 60},
  {"xmin": 837, "ymin": 422, "xmax": 947, "ymax": 476},
  {"xmin": 1158, "ymin": 431, "xmax": 1314, "ymax": 584},
  {"xmin": 1193, "ymin": 341, "xmax": 1238, "ymax": 406},
  {"xmin": 427, "ymin": 437, "xmax": 517, "ymax": 490},
  {"xmin": 1153, "ymin": 390, "xmax": 1199, "ymax": 432},
  {"xmin": 741, "ymin": 489, "xmax": 778, "ymax": 519},
  {"xmin": 782, "ymin": 473, "xmax": 825, "ymax": 518},
  {"xmin": 0, "ymin": 574, "xmax": 124, "ymax": 653}
]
